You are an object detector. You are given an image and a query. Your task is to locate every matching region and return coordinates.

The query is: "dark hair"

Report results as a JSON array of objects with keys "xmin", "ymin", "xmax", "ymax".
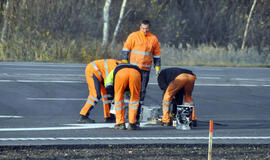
[{"xmin": 141, "ymin": 20, "xmax": 151, "ymax": 26}]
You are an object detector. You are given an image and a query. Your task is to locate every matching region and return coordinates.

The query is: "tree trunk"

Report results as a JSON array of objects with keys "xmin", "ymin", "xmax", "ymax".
[
  {"xmin": 1, "ymin": 0, "xmax": 10, "ymax": 43},
  {"xmin": 111, "ymin": 0, "xmax": 127, "ymax": 51},
  {"xmin": 102, "ymin": 0, "xmax": 112, "ymax": 48},
  {"xmin": 241, "ymin": 0, "xmax": 257, "ymax": 50},
  {"xmin": 22, "ymin": 0, "xmax": 26, "ymax": 6}
]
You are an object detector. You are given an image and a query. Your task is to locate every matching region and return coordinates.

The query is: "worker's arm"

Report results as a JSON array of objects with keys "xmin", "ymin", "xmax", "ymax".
[
  {"xmin": 104, "ymin": 69, "xmax": 115, "ymax": 97},
  {"xmin": 122, "ymin": 34, "xmax": 135, "ymax": 63},
  {"xmin": 93, "ymin": 74, "xmax": 101, "ymax": 99},
  {"xmin": 122, "ymin": 47, "xmax": 129, "ymax": 63},
  {"xmin": 155, "ymin": 65, "xmax": 161, "ymax": 78},
  {"xmin": 153, "ymin": 37, "xmax": 161, "ymax": 78},
  {"xmin": 157, "ymin": 70, "xmax": 168, "ymax": 90}
]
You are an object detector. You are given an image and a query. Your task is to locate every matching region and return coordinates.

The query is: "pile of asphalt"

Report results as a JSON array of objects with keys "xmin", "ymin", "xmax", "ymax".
[{"xmin": 0, "ymin": 144, "xmax": 270, "ymax": 160}]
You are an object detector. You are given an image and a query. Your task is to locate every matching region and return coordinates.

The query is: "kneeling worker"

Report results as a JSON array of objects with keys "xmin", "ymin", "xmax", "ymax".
[
  {"xmin": 105, "ymin": 64, "xmax": 141, "ymax": 130},
  {"xmin": 157, "ymin": 67, "xmax": 197, "ymax": 127}
]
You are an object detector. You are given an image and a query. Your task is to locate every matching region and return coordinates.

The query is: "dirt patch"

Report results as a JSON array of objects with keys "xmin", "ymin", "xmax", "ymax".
[{"xmin": 1, "ymin": 144, "xmax": 270, "ymax": 160}]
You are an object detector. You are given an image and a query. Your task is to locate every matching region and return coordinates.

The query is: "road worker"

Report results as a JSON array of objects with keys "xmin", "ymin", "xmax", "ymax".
[
  {"xmin": 78, "ymin": 59, "xmax": 121, "ymax": 123},
  {"xmin": 157, "ymin": 67, "xmax": 197, "ymax": 127},
  {"xmin": 105, "ymin": 64, "xmax": 141, "ymax": 130},
  {"xmin": 122, "ymin": 20, "xmax": 161, "ymax": 122}
]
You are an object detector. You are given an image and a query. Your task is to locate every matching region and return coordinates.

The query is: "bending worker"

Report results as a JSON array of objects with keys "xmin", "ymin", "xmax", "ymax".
[
  {"xmin": 157, "ymin": 67, "xmax": 197, "ymax": 127},
  {"xmin": 78, "ymin": 59, "xmax": 121, "ymax": 123},
  {"xmin": 105, "ymin": 64, "xmax": 141, "ymax": 130},
  {"xmin": 122, "ymin": 20, "xmax": 161, "ymax": 121}
]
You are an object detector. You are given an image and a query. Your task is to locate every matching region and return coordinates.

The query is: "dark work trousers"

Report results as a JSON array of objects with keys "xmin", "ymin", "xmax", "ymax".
[
  {"xmin": 171, "ymin": 89, "xmax": 184, "ymax": 116},
  {"xmin": 136, "ymin": 70, "xmax": 150, "ymax": 121}
]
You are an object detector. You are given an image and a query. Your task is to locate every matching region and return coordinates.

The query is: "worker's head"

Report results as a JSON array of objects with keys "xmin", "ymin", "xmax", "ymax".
[{"xmin": 140, "ymin": 20, "xmax": 150, "ymax": 35}]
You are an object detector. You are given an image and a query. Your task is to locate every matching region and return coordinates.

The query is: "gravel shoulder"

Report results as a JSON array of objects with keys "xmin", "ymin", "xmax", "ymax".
[{"xmin": 1, "ymin": 144, "xmax": 270, "ymax": 160}]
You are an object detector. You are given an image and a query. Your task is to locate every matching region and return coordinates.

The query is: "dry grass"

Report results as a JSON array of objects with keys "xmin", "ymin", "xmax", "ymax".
[
  {"xmin": 161, "ymin": 44, "xmax": 270, "ymax": 67},
  {"xmin": 0, "ymin": 38, "xmax": 269, "ymax": 67}
]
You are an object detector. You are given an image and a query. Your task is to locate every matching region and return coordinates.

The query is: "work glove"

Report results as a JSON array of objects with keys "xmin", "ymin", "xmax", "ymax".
[
  {"xmin": 105, "ymin": 85, "xmax": 114, "ymax": 98},
  {"xmin": 122, "ymin": 59, "xmax": 128, "ymax": 63},
  {"xmin": 155, "ymin": 66, "xmax": 160, "ymax": 78}
]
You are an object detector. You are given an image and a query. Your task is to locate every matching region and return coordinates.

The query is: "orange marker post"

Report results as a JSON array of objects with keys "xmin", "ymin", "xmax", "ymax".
[{"xmin": 208, "ymin": 120, "xmax": 213, "ymax": 160}]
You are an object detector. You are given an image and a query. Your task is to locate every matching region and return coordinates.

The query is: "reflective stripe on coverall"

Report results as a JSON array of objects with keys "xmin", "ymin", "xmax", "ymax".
[
  {"xmin": 122, "ymin": 30, "xmax": 161, "ymax": 71},
  {"xmin": 80, "ymin": 59, "xmax": 119, "ymax": 118},
  {"xmin": 162, "ymin": 73, "xmax": 197, "ymax": 123},
  {"xmin": 114, "ymin": 68, "xmax": 141, "ymax": 124}
]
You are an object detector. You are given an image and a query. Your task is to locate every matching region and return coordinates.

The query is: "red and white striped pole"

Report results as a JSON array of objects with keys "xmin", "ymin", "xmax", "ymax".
[{"xmin": 208, "ymin": 120, "xmax": 213, "ymax": 160}]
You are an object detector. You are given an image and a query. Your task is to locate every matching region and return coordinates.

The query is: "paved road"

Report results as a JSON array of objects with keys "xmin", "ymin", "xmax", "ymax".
[{"xmin": 0, "ymin": 62, "xmax": 270, "ymax": 146}]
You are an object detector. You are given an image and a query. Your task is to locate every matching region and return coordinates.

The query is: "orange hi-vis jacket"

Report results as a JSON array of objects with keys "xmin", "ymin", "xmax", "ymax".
[
  {"xmin": 80, "ymin": 59, "xmax": 121, "ymax": 118},
  {"xmin": 122, "ymin": 30, "xmax": 161, "ymax": 71},
  {"xmin": 90, "ymin": 59, "xmax": 121, "ymax": 82}
]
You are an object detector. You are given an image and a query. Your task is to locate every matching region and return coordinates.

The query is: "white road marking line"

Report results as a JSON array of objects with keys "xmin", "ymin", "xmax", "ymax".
[
  {"xmin": 0, "ymin": 80, "xmax": 12, "ymax": 82},
  {"xmin": 0, "ymin": 80, "xmax": 83, "ymax": 83},
  {"xmin": 232, "ymin": 78, "xmax": 270, "ymax": 82},
  {"xmin": 2, "ymin": 67, "xmax": 83, "ymax": 71},
  {"xmin": 0, "ymin": 73, "xmax": 84, "ymax": 77},
  {"xmin": 27, "ymin": 98, "xmax": 86, "ymax": 101},
  {"xmin": 0, "ymin": 126, "xmax": 112, "ymax": 132},
  {"xmin": 0, "ymin": 123, "xmax": 150, "ymax": 132},
  {"xmin": 199, "ymin": 74, "xmax": 225, "ymax": 77},
  {"xmin": 197, "ymin": 84, "xmax": 270, "ymax": 87},
  {"xmin": 26, "ymin": 98, "xmax": 130, "ymax": 104},
  {"xmin": 1, "ymin": 80, "xmax": 270, "ymax": 87},
  {"xmin": 0, "ymin": 115, "xmax": 23, "ymax": 118},
  {"xmin": 64, "ymin": 123, "xmax": 150, "ymax": 127},
  {"xmin": 0, "ymin": 63, "xmax": 84, "ymax": 67},
  {"xmin": 1, "ymin": 137, "xmax": 270, "ymax": 141},
  {"xmin": 164, "ymin": 66, "xmax": 223, "ymax": 71},
  {"xmin": 17, "ymin": 80, "xmax": 83, "ymax": 83},
  {"xmin": 149, "ymin": 83, "xmax": 270, "ymax": 87},
  {"xmin": 198, "ymin": 77, "xmax": 221, "ymax": 80}
]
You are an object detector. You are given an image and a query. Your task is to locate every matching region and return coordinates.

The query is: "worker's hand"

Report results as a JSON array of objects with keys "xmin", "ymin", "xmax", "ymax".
[
  {"xmin": 155, "ymin": 71, "xmax": 160, "ymax": 78},
  {"xmin": 122, "ymin": 59, "xmax": 128, "ymax": 63},
  {"xmin": 155, "ymin": 66, "xmax": 160, "ymax": 78},
  {"xmin": 105, "ymin": 85, "xmax": 114, "ymax": 97}
]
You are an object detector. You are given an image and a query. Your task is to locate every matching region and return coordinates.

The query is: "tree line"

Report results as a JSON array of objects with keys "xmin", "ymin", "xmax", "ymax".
[{"xmin": 0, "ymin": 0, "xmax": 269, "ymax": 63}]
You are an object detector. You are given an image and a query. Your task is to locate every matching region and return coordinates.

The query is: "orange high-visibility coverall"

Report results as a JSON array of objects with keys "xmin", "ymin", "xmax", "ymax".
[
  {"xmin": 158, "ymin": 68, "xmax": 197, "ymax": 123},
  {"xmin": 108, "ymin": 64, "xmax": 141, "ymax": 125},
  {"xmin": 122, "ymin": 30, "xmax": 161, "ymax": 108},
  {"xmin": 122, "ymin": 30, "xmax": 161, "ymax": 71},
  {"xmin": 80, "ymin": 59, "xmax": 120, "ymax": 118}
]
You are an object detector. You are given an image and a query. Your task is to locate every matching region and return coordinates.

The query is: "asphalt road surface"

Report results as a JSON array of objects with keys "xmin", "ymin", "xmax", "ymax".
[{"xmin": 0, "ymin": 62, "xmax": 270, "ymax": 146}]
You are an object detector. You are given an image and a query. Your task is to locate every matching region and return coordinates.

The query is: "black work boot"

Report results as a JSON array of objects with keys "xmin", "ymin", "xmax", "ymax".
[
  {"xmin": 192, "ymin": 120, "xmax": 197, "ymax": 127},
  {"xmin": 105, "ymin": 114, "xmax": 115, "ymax": 123},
  {"xmin": 128, "ymin": 123, "xmax": 141, "ymax": 130},
  {"xmin": 114, "ymin": 123, "xmax": 126, "ymax": 130},
  {"xmin": 161, "ymin": 121, "xmax": 172, "ymax": 127},
  {"xmin": 77, "ymin": 115, "xmax": 95, "ymax": 123},
  {"xmin": 135, "ymin": 104, "xmax": 142, "ymax": 127}
]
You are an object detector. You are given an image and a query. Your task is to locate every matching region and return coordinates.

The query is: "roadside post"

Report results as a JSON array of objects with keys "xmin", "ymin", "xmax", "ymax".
[{"xmin": 208, "ymin": 120, "xmax": 213, "ymax": 160}]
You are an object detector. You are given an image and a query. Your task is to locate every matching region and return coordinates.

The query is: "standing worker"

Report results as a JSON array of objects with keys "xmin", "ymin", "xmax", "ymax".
[
  {"xmin": 78, "ymin": 59, "xmax": 121, "ymax": 123},
  {"xmin": 122, "ymin": 20, "xmax": 161, "ymax": 121},
  {"xmin": 157, "ymin": 67, "xmax": 197, "ymax": 127},
  {"xmin": 105, "ymin": 64, "xmax": 141, "ymax": 130}
]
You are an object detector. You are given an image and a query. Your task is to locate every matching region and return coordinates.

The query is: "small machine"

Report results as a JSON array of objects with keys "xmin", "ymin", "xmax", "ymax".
[
  {"xmin": 110, "ymin": 104, "xmax": 162, "ymax": 124},
  {"xmin": 140, "ymin": 105, "xmax": 162, "ymax": 124},
  {"xmin": 175, "ymin": 104, "xmax": 194, "ymax": 130}
]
